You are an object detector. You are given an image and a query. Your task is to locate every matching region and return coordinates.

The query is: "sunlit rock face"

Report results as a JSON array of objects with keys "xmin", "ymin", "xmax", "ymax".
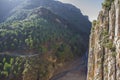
[{"xmin": 87, "ymin": 0, "xmax": 120, "ymax": 80}]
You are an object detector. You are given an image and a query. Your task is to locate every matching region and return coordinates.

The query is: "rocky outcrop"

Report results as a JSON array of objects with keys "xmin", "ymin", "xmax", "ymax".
[{"xmin": 87, "ymin": 0, "xmax": 120, "ymax": 80}]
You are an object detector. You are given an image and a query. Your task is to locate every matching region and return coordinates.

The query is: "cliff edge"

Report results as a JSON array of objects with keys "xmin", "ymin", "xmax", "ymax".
[{"xmin": 87, "ymin": 0, "xmax": 120, "ymax": 80}]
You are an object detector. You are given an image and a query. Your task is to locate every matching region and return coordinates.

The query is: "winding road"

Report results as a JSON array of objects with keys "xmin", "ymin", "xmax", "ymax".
[{"xmin": 0, "ymin": 52, "xmax": 40, "ymax": 57}]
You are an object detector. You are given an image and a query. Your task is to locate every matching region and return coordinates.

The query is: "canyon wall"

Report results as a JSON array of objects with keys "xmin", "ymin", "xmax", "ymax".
[{"xmin": 87, "ymin": 0, "xmax": 120, "ymax": 80}]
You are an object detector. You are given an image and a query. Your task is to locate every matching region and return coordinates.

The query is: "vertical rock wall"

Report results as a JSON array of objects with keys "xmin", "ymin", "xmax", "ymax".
[{"xmin": 87, "ymin": 0, "xmax": 120, "ymax": 80}]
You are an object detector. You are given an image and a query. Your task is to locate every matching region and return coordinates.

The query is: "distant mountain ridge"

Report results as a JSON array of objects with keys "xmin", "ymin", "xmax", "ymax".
[
  {"xmin": 0, "ymin": 0, "xmax": 91, "ymax": 35},
  {"xmin": 25, "ymin": 0, "xmax": 91, "ymax": 34}
]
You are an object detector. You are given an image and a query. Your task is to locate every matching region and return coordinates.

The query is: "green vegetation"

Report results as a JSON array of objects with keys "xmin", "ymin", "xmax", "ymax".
[
  {"xmin": 0, "ymin": 0, "xmax": 91, "ymax": 79},
  {"xmin": 23, "ymin": 57, "xmax": 53, "ymax": 80},
  {"xmin": 100, "ymin": 29, "xmax": 116, "ymax": 55},
  {"xmin": 0, "ymin": 8, "xmax": 84, "ymax": 57},
  {"xmin": 92, "ymin": 20, "xmax": 100, "ymax": 27},
  {"xmin": 0, "ymin": 7, "xmax": 86, "ymax": 80},
  {"xmin": 0, "ymin": 55, "xmax": 24, "ymax": 79},
  {"xmin": 102, "ymin": 0, "xmax": 114, "ymax": 10},
  {"xmin": 104, "ymin": 40, "xmax": 116, "ymax": 52},
  {"xmin": 92, "ymin": 20, "xmax": 99, "ymax": 31},
  {"xmin": 100, "ymin": 29, "xmax": 109, "ymax": 46},
  {"xmin": 112, "ymin": 52, "xmax": 117, "ymax": 57},
  {"xmin": 55, "ymin": 44, "xmax": 74, "ymax": 62},
  {"xmin": 92, "ymin": 20, "xmax": 97, "ymax": 27}
]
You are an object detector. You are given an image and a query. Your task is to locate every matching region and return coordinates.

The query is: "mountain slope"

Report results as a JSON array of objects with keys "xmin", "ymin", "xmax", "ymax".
[
  {"xmin": 22, "ymin": 0, "xmax": 91, "ymax": 34},
  {"xmin": 0, "ymin": 7, "xmax": 85, "ymax": 55},
  {"xmin": 0, "ymin": 0, "xmax": 91, "ymax": 51},
  {"xmin": 0, "ymin": 7, "xmax": 89, "ymax": 80},
  {"xmin": 0, "ymin": 0, "xmax": 91, "ymax": 35},
  {"xmin": 0, "ymin": 0, "xmax": 91, "ymax": 80},
  {"xmin": 0, "ymin": 0, "xmax": 91, "ymax": 55}
]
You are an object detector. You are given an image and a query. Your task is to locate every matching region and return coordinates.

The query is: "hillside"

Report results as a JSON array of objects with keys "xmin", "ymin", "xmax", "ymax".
[
  {"xmin": 0, "ymin": 0, "xmax": 91, "ymax": 57},
  {"xmin": 22, "ymin": 0, "xmax": 91, "ymax": 34},
  {"xmin": 0, "ymin": 7, "xmax": 86, "ymax": 56},
  {"xmin": 87, "ymin": 0, "xmax": 120, "ymax": 80},
  {"xmin": 0, "ymin": 0, "xmax": 91, "ymax": 35},
  {"xmin": 0, "ymin": 0, "xmax": 91, "ymax": 80}
]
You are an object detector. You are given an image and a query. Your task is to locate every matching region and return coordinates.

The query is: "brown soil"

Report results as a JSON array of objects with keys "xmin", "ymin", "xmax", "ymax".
[{"xmin": 50, "ymin": 55, "xmax": 87, "ymax": 80}]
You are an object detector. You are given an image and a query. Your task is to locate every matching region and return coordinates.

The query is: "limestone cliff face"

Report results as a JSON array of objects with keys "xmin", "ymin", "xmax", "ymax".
[{"xmin": 87, "ymin": 0, "xmax": 120, "ymax": 80}]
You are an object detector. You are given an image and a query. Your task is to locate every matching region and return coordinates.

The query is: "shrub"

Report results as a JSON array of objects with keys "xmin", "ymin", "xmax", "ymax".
[
  {"xmin": 112, "ymin": 52, "xmax": 117, "ymax": 57},
  {"xmin": 4, "ymin": 62, "xmax": 11, "ymax": 71},
  {"xmin": 92, "ymin": 20, "xmax": 97, "ymax": 27},
  {"xmin": 102, "ymin": 0, "xmax": 114, "ymax": 10},
  {"xmin": 1, "ymin": 71, "xmax": 8, "ymax": 77}
]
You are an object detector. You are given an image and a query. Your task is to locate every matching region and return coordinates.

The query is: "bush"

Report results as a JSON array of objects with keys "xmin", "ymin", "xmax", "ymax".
[
  {"xmin": 4, "ymin": 62, "xmax": 11, "ymax": 71},
  {"xmin": 1, "ymin": 71, "xmax": 8, "ymax": 77},
  {"xmin": 112, "ymin": 52, "xmax": 117, "ymax": 57},
  {"xmin": 92, "ymin": 20, "xmax": 100, "ymax": 31},
  {"xmin": 92, "ymin": 20, "xmax": 97, "ymax": 27},
  {"xmin": 102, "ymin": 0, "xmax": 114, "ymax": 10}
]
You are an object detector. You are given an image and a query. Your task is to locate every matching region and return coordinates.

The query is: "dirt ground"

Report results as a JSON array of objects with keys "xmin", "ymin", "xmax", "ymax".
[{"xmin": 50, "ymin": 54, "xmax": 87, "ymax": 80}]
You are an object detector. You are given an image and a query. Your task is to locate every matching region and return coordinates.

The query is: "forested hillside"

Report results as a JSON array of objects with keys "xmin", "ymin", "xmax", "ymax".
[
  {"xmin": 0, "ymin": 0, "xmax": 91, "ymax": 80},
  {"xmin": 0, "ymin": 7, "xmax": 85, "ymax": 57}
]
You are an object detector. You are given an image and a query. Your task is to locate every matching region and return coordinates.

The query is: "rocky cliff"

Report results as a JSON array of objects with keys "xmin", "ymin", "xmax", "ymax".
[{"xmin": 87, "ymin": 0, "xmax": 120, "ymax": 80}]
